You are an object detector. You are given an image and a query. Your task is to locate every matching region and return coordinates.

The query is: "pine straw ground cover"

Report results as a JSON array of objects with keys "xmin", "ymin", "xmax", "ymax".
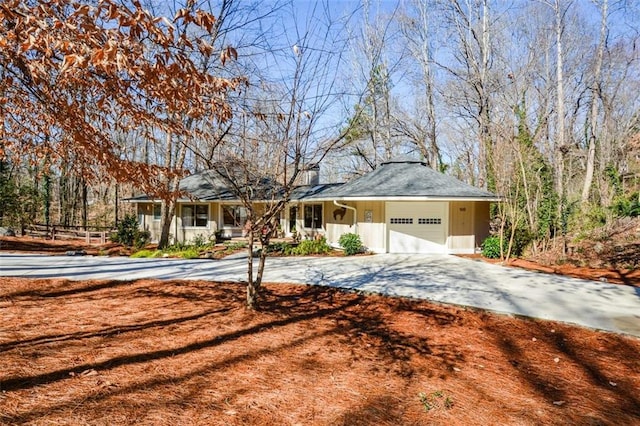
[{"xmin": 1, "ymin": 278, "xmax": 639, "ymax": 425}]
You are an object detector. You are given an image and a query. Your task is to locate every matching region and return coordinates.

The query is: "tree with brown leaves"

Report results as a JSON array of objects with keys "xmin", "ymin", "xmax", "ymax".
[{"xmin": 0, "ymin": 0, "xmax": 241, "ymax": 203}]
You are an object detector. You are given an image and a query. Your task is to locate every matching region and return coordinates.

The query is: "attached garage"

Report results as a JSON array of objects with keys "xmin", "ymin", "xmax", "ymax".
[
  {"xmin": 300, "ymin": 158, "xmax": 500, "ymax": 254},
  {"xmin": 386, "ymin": 201, "xmax": 448, "ymax": 253}
]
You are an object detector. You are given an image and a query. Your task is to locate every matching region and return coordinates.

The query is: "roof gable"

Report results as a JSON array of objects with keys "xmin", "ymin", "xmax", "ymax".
[{"xmin": 304, "ymin": 158, "xmax": 499, "ymax": 201}]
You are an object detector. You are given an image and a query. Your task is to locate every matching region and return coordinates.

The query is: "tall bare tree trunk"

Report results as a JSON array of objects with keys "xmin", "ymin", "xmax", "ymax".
[
  {"xmin": 448, "ymin": 0, "xmax": 494, "ymax": 189},
  {"xmin": 417, "ymin": 0, "xmax": 440, "ymax": 169},
  {"xmin": 553, "ymin": 0, "xmax": 567, "ymax": 234},
  {"xmin": 479, "ymin": 0, "xmax": 494, "ymax": 191},
  {"xmin": 581, "ymin": 0, "xmax": 607, "ymax": 203},
  {"xmin": 81, "ymin": 177, "xmax": 88, "ymax": 230}
]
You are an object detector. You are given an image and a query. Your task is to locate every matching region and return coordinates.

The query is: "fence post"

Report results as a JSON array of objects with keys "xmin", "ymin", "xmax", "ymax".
[
  {"xmin": 85, "ymin": 230, "xmax": 90, "ymax": 244},
  {"xmin": 51, "ymin": 226, "xmax": 56, "ymax": 241}
]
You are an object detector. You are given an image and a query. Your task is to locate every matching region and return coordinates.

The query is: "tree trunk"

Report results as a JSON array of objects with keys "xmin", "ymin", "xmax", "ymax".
[
  {"xmin": 114, "ymin": 182, "xmax": 119, "ymax": 226},
  {"xmin": 158, "ymin": 200, "xmax": 175, "ymax": 248},
  {"xmin": 581, "ymin": 0, "xmax": 607, "ymax": 203},
  {"xmin": 81, "ymin": 177, "xmax": 88, "ymax": 230},
  {"xmin": 43, "ymin": 171, "xmax": 51, "ymax": 229},
  {"xmin": 246, "ymin": 228, "xmax": 259, "ymax": 309},
  {"xmin": 158, "ymin": 130, "xmax": 188, "ymax": 249},
  {"xmin": 554, "ymin": 0, "xmax": 566, "ymax": 199},
  {"xmin": 479, "ymin": 0, "xmax": 494, "ymax": 191}
]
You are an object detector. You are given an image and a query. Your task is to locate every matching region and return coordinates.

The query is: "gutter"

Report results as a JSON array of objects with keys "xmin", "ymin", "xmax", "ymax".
[
  {"xmin": 333, "ymin": 200, "xmax": 357, "ymax": 233},
  {"xmin": 313, "ymin": 196, "xmax": 503, "ymax": 202}
]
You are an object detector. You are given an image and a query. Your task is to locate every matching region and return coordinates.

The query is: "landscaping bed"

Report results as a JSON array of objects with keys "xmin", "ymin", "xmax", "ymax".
[{"xmin": 1, "ymin": 277, "xmax": 639, "ymax": 425}]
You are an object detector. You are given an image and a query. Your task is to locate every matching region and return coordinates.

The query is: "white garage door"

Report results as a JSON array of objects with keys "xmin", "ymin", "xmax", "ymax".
[{"xmin": 387, "ymin": 202, "xmax": 448, "ymax": 253}]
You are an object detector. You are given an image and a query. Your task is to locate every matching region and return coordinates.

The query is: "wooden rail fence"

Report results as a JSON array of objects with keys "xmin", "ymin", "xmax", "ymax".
[{"xmin": 27, "ymin": 224, "xmax": 114, "ymax": 245}]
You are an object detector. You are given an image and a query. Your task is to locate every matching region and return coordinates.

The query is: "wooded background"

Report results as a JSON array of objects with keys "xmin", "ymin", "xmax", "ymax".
[{"xmin": 1, "ymin": 0, "xmax": 639, "ymax": 255}]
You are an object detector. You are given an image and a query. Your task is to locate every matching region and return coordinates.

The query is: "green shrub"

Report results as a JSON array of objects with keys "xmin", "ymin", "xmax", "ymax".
[
  {"xmin": 481, "ymin": 228, "xmax": 530, "ymax": 259},
  {"xmin": 192, "ymin": 233, "xmax": 215, "ymax": 248},
  {"xmin": 338, "ymin": 233, "xmax": 363, "ymax": 255},
  {"xmin": 180, "ymin": 248, "xmax": 201, "ymax": 259},
  {"xmin": 224, "ymin": 241, "xmax": 247, "ymax": 252},
  {"xmin": 481, "ymin": 236, "xmax": 504, "ymax": 259},
  {"xmin": 611, "ymin": 192, "xmax": 640, "ymax": 217},
  {"xmin": 267, "ymin": 241, "xmax": 294, "ymax": 255},
  {"xmin": 293, "ymin": 237, "xmax": 331, "ymax": 255},
  {"xmin": 111, "ymin": 214, "xmax": 149, "ymax": 248},
  {"xmin": 134, "ymin": 230, "xmax": 151, "ymax": 249},
  {"xmin": 168, "ymin": 241, "xmax": 188, "ymax": 251}
]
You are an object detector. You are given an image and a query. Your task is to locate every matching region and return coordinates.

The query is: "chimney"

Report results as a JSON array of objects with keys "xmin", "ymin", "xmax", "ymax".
[{"xmin": 303, "ymin": 163, "xmax": 320, "ymax": 185}]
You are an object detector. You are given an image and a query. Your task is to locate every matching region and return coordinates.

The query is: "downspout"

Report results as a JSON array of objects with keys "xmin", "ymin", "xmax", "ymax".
[{"xmin": 333, "ymin": 200, "xmax": 357, "ymax": 233}]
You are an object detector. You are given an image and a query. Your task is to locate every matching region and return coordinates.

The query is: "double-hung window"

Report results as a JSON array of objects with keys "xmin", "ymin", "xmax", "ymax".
[
  {"xmin": 303, "ymin": 204, "xmax": 323, "ymax": 229},
  {"xmin": 182, "ymin": 204, "xmax": 208, "ymax": 227},
  {"xmin": 222, "ymin": 205, "xmax": 248, "ymax": 228},
  {"xmin": 153, "ymin": 204, "xmax": 161, "ymax": 221}
]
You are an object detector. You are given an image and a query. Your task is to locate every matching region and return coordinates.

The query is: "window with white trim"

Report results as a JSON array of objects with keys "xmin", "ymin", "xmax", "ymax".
[
  {"xmin": 222, "ymin": 205, "xmax": 248, "ymax": 228},
  {"xmin": 182, "ymin": 204, "xmax": 208, "ymax": 227},
  {"xmin": 153, "ymin": 204, "xmax": 161, "ymax": 220},
  {"xmin": 304, "ymin": 204, "xmax": 323, "ymax": 229}
]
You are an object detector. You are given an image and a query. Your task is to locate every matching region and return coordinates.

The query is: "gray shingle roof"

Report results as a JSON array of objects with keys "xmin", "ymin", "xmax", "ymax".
[
  {"xmin": 126, "ymin": 159, "xmax": 499, "ymax": 203},
  {"xmin": 177, "ymin": 170, "xmax": 239, "ymax": 201},
  {"xmin": 289, "ymin": 183, "xmax": 343, "ymax": 200},
  {"xmin": 304, "ymin": 158, "xmax": 499, "ymax": 201}
]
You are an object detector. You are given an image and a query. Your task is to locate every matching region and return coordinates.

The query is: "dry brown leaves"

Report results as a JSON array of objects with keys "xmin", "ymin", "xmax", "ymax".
[
  {"xmin": 0, "ymin": 0, "xmax": 243, "ymax": 196},
  {"xmin": 1, "ymin": 277, "xmax": 639, "ymax": 425}
]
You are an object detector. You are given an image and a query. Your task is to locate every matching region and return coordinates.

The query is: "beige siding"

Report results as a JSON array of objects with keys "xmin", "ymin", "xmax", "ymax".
[
  {"xmin": 322, "ymin": 201, "xmax": 386, "ymax": 252},
  {"xmin": 135, "ymin": 202, "xmax": 217, "ymax": 244},
  {"xmin": 448, "ymin": 201, "xmax": 475, "ymax": 253},
  {"xmin": 447, "ymin": 201, "xmax": 491, "ymax": 253},
  {"xmin": 353, "ymin": 201, "xmax": 384, "ymax": 223},
  {"xmin": 323, "ymin": 201, "xmax": 355, "ymax": 243},
  {"xmin": 353, "ymin": 201, "xmax": 386, "ymax": 252},
  {"xmin": 474, "ymin": 201, "xmax": 491, "ymax": 247},
  {"xmin": 137, "ymin": 203, "xmax": 163, "ymax": 243}
]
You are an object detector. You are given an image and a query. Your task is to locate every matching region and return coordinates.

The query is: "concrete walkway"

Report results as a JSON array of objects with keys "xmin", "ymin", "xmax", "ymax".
[{"xmin": 1, "ymin": 253, "xmax": 639, "ymax": 337}]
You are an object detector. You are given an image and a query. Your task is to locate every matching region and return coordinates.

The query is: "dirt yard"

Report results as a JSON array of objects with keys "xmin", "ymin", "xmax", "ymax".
[
  {"xmin": 1, "ymin": 235, "xmax": 640, "ymax": 424},
  {"xmin": 1, "ymin": 276, "xmax": 639, "ymax": 425}
]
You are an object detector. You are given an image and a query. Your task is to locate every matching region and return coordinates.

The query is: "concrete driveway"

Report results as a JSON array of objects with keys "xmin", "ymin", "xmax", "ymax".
[{"xmin": 1, "ymin": 253, "xmax": 639, "ymax": 337}]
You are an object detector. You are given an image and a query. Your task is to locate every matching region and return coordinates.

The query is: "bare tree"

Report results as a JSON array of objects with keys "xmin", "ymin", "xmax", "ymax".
[
  {"xmin": 438, "ymin": 0, "xmax": 497, "ymax": 189},
  {"xmin": 340, "ymin": 0, "xmax": 405, "ymax": 175},
  {"xmin": 396, "ymin": 0, "xmax": 443, "ymax": 170},
  {"xmin": 581, "ymin": 0, "xmax": 608, "ymax": 203},
  {"xmin": 194, "ymin": 1, "xmax": 360, "ymax": 308}
]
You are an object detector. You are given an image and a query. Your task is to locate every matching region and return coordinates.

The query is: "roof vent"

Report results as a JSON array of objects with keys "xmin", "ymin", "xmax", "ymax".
[{"xmin": 381, "ymin": 156, "xmax": 427, "ymax": 166}]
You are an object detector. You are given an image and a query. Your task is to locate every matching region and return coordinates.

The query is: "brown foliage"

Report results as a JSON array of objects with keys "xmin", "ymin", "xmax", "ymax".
[{"xmin": 0, "ymin": 0, "xmax": 242, "ymax": 195}]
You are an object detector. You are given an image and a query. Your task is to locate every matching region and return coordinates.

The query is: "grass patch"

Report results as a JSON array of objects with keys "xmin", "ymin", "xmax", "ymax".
[{"xmin": 130, "ymin": 249, "xmax": 162, "ymax": 258}]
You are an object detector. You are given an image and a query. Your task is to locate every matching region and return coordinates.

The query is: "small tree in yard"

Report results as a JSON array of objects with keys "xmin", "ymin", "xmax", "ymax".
[
  {"xmin": 111, "ymin": 214, "xmax": 149, "ymax": 248},
  {"xmin": 196, "ymin": 3, "xmax": 363, "ymax": 309}
]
